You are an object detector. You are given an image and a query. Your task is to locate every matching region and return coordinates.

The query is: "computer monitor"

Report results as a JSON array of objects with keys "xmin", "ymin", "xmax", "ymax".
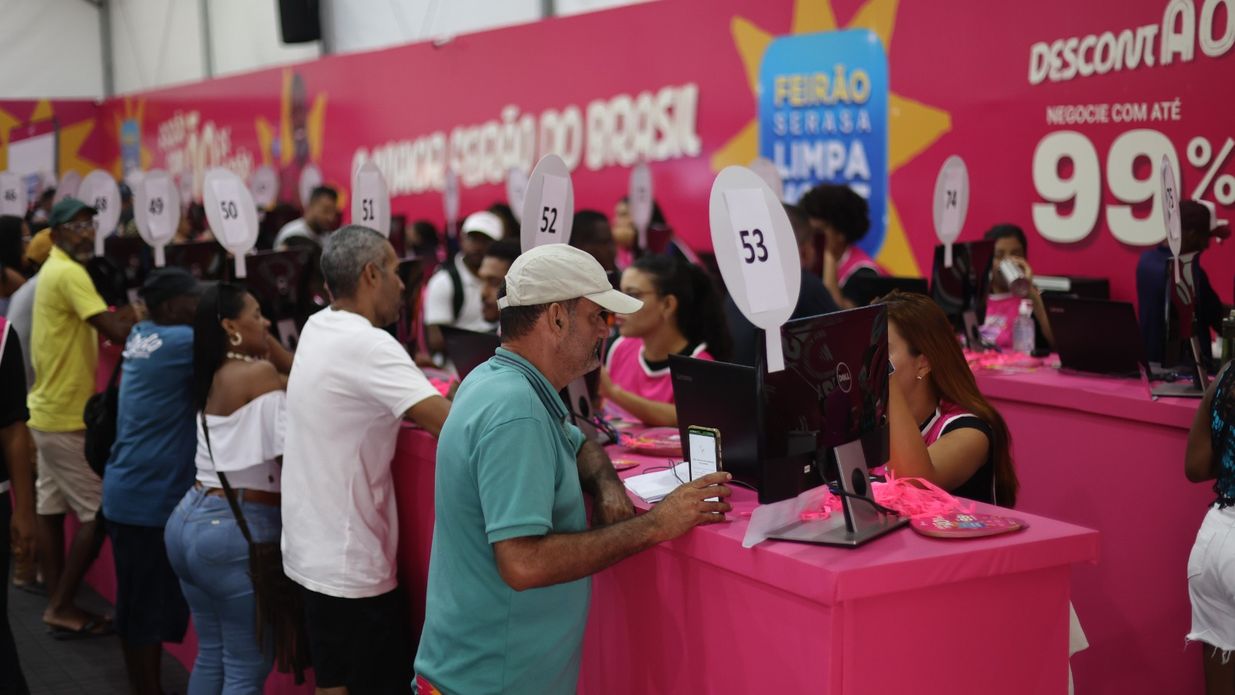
[
  {"xmin": 930, "ymin": 240, "xmax": 994, "ymax": 348},
  {"xmin": 165, "ymin": 241, "xmax": 224, "ymax": 280},
  {"xmin": 245, "ymin": 248, "xmax": 312, "ymax": 349},
  {"xmin": 389, "ymin": 214, "xmax": 408, "ymax": 259},
  {"xmin": 1045, "ymin": 296, "xmax": 1147, "ymax": 378},
  {"xmin": 845, "ymin": 275, "xmax": 928, "ymax": 307},
  {"xmin": 102, "ymin": 236, "xmax": 149, "ymax": 290},
  {"xmin": 760, "ymin": 304, "xmax": 906, "ymax": 546},
  {"xmin": 441, "ymin": 326, "xmax": 500, "ymax": 381},
  {"xmin": 670, "ymin": 356, "xmax": 760, "ymax": 492},
  {"xmin": 1162, "ymin": 257, "xmax": 1208, "ymax": 394}
]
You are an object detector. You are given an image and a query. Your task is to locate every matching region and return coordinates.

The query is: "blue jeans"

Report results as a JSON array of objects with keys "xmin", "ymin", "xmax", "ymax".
[{"xmin": 165, "ymin": 486, "xmax": 281, "ymax": 695}]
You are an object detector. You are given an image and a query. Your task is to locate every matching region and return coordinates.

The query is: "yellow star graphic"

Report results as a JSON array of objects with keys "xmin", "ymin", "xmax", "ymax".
[
  {"xmin": 711, "ymin": 0, "xmax": 952, "ymax": 276},
  {"xmin": 0, "ymin": 100, "xmax": 101, "ymax": 177}
]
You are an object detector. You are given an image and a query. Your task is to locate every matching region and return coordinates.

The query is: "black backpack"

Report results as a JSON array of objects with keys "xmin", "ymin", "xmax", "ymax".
[{"xmin": 83, "ymin": 358, "xmax": 123, "ymax": 477}]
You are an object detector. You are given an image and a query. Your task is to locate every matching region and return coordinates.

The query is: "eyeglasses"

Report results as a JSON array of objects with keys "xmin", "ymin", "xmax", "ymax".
[
  {"xmin": 596, "ymin": 310, "xmax": 615, "ymax": 327},
  {"xmin": 62, "ymin": 220, "xmax": 98, "ymax": 233}
]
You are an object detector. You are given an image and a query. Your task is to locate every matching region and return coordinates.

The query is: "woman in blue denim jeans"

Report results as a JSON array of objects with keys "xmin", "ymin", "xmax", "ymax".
[{"xmin": 165, "ymin": 283, "xmax": 293, "ymax": 694}]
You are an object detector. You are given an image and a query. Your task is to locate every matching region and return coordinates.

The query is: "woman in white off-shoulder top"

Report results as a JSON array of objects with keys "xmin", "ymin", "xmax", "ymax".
[{"xmin": 164, "ymin": 282, "xmax": 293, "ymax": 694}]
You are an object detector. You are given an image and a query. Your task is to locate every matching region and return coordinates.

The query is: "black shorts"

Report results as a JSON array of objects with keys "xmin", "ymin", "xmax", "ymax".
[
  {"xmin": 302, "ymin": 586, "xmax": 412, "ymax": 694},
  {"xmin": 107, "ymin": 521, "xmax": 189, "ymax": 646}
]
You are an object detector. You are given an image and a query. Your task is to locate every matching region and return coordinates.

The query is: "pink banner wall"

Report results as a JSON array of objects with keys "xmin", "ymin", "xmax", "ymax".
[{"xmin": 95, "ymin": 0, "xmax": 1235, "ymax": 304}]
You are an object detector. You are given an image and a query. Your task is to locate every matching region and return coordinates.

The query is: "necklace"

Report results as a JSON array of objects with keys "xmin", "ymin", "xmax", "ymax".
[{"xmin": 226, "ymin": 351, "xmax": 259, "ymax": 363}]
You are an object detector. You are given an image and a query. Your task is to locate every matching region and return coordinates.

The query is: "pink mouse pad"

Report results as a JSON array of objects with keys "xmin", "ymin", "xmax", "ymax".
[{"xmin": 911, "ymin": 513, "xmax": 1027, "ymax": 539}]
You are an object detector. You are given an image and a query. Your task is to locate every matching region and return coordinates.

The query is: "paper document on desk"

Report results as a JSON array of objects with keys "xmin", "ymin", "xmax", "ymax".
[{"xmin": 624, "ymin": 461, "xmax": 716, "ymax": 503}]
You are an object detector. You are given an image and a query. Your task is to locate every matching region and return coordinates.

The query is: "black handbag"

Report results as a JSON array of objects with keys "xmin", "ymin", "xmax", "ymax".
[
  {"xmin": 200, "ymin": 412, "xmax": 312, "ymax": 683},
  {"xmin": 83, "ymin": 358, "xmax": 123, "ymax": 477}
]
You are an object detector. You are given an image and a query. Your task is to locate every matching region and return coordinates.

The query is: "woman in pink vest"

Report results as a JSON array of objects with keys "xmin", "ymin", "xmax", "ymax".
[
  {"xmin": 880, "ymin": 291, "xmax": 1018, "ymax": 506},
  {"xmin": 800, "ymin": 184, "xmax": 884, "ymax": 309},
  {"xmin": 600, "ymin": 254, "xmax": 731, "ymax": 427},
  {"xmin": 979, "ymin": 224, "xmax": 1055, "ymax": 350}
]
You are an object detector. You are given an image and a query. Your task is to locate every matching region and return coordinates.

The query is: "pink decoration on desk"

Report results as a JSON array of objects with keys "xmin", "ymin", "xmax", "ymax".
[
  {"xmin": 799, "ymin": 473, "xmax": 976, "ymax": 522},
  {"xmin": 618, "ymin": 427, "xmax": 682, "ymax": 457},
  {"xmin": 963, "ymin": 349, "xmax": 1059, "ymax": 372}
]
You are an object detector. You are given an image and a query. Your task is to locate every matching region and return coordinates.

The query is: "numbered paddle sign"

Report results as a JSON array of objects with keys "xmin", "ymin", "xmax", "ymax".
[
  {"xmin": 749, "ymin": 157, "xmax": 784, "ymax": 203},
  {"xmin": 520, "ymin": 154, "xmax": 575, "ymax": 252},
  {"xmin": 203, "ymin": 168, "xmax": 259, "ymax": 278},
  {"xmin": 932, "ymin": 156, "xmax": 970, "ymax": 268},
  {"xmin": 629, "ymin": 162, "xmax": 654, "ymax": 250},
  {"xmin": 443, "ymin": 167, "xmax": 460, "ymax": 233},
  {"xmin": 1161, "ymin": 155, "xmax": 1183, "ymax": 284},
  {"xmin": 78, "ymin": 170, "xmax": 121, "ymax": 256},
  {"xmin": 709, "ymin": 166, "xmax": 801, "ymax": 373},
  {"xmin": 506, "ymin": 166, "xmax": 529, "ymax": 215},
  {"xmin": 54, "ymin": 170, "xmax": 82, "ymax": 204},
  {"xmin": 133, "ymin": 169, "xmax": 180, "ymax": 267},
  {"xmin": 0, "ymin": 171, "xmax": 26, "ymax": 217},
  {"xmin": 351, "ymin": 160, "xmax": 391, "ymax": 237},
  {"xmin": 250, "ymin": 165, "xmax": 279, "ymax": 210},
  {"xmin": 298, "ymin": 164, "xmax": 323, "ymax": 209}
]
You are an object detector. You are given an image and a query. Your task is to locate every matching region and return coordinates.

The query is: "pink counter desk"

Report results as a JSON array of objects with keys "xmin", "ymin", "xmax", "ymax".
[
  {"xmin": 394, "ymin": 427, "xmax": 1098, "ymax": 694},
  {"xmin": 974, "ymin": 367, "xmax": 1212, "ymax": 695}
]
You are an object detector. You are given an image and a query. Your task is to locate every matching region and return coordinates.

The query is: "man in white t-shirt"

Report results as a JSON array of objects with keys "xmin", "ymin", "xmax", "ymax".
[
  {"xmin": 422, "ymin": 211, "xmax": 502, "ymax": 354},
  {"xmin": 281, "ymin": 224, "xmax": 450, "ymax": 694},
  {"xmin": 272, "ymin": 185, "xmax": 339, "ymax": 250}
]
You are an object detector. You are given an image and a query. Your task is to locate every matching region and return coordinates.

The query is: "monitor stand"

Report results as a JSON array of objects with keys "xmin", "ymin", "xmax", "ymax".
[
  {"xmin": 1151, "ymin": 336, "xmax": 1207, "ymax": 399},
  {"xmin": 766, "ymin": 439, "xmax": 908, "ymax": 548}
]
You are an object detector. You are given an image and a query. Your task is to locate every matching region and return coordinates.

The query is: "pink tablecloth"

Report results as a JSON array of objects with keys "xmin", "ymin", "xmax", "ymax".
[
  {"xmin": 974, "ymin": 366, "xmax": 1211, "ymax": 695},
  {"xmin": 395, "ymin": 426, "xmax": 1098, "ymax": 694}
]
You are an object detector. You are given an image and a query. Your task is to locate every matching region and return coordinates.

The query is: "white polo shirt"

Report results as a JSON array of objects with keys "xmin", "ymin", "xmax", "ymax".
[
  {"xmin": 281, "ymin": 307, "xmax": 440, "ymax": 598},
  {"xmin": 423, "ymin": 255, "xmax": 496, "ymax": 333}
]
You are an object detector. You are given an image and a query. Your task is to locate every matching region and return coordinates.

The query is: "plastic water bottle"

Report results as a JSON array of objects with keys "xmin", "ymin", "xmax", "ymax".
[{"xmin": 1013, "ymin": 300, "xmax": 1035, "ymax": 354}]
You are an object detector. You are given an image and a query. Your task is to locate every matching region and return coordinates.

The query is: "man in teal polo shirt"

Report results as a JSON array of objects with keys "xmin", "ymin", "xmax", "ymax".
[{"xmin": 415, "ymin": 244, "xmax": 733, "ymax": 694}]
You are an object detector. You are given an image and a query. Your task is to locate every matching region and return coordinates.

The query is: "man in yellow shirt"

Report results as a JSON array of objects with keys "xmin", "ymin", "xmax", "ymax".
[{"xmin": 28, "ymin": 197, "xmax": 135, "ymax": 639}]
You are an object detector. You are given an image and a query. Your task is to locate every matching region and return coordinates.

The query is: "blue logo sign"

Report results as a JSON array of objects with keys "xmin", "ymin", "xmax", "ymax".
[
  {"xmin": 759, "ymin": 29, "xmax": 889, "ymax": 256},
  {"xmin": 121, "ymin": 119, "xmax": 141, "ymax": 175}
]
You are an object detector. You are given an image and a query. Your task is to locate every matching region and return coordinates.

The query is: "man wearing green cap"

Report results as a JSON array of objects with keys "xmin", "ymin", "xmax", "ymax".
[{"xmin": 28, "ymin": 197, "xmax": 137, "ymax": 638}]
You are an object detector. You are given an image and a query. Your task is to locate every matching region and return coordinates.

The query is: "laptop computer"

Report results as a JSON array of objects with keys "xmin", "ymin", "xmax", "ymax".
[
  {"xmin": 440, "ymin": 325, "xmax": 500, "ymax": 381},
  {"xmin": 846, "ymin": 275, "xmax": 928, "ymax": 307},
  {"xmin": 669, "ymin": 355, "xmax": 760, "ymax": 494},
  {"xmin": 1045, "ymin": 296, "xmax": 1147, "ymax": 379}
]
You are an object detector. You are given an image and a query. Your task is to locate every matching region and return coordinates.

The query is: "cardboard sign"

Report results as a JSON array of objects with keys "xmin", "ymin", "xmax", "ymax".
[
  {"xmin": 0, "ymin": 171, "xmax": 26, "ymax": 217},
  {"xmin": 250, "ymin": 165, "xmax": 279, "ymax": 210},
  {"xmin": 629, "ymin": 162, "xmax": 654, "ymax": 249},
  {"xmin": 78, "ymin": 170, "xmax": 121, "ymax": 256},
  {"xmin": 749, "ymin": 157, "xmax": 784, "ymax": 202},
  {"xmin": 520, "ymin": 154, "xmax": 575, "ymax": 252},
  {"xmin": 1161, "ymin": 155, "xmax": 1183, "ymax": 284},
  {"xmin": 351, "ymin": 160, "xmax": 391, "ymax": 237},
  {"xmin": 709, "ymin": 165, "xmax": 801, "ymax": 372},
  {"xmin": 506, "ymin": 166, "xmax": 529, "ymax": 215},
  {"xmin": 932, "ymin": 156, "xmax": 970, "ymax": 268},
  {"xmin": 298, "ymin": 164, "xmax": 323, "ymax": 209},
  {"xmin": 133, "ymin": 169, "xmax": 180, "ymax": 267},
  {"xmin": 203, "ymin": 168, "xmax": 259, "ymax": 278},
  {"xmin": 54, "ymin": 170, "xmax": 82, "ymax": 204}
]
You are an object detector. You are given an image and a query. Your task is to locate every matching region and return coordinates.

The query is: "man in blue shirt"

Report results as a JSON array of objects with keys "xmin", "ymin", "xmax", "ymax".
[
  {"xmin": 415, "ymin": 244, "xmax": 734, "ymax": 694},
  {"xmin": 1136, "ymin": 200, "xmax": 1229, "ymax": 365},
  {"xmin": 102, "ymin": 267, "xmax": 200, "ymax": 695}
]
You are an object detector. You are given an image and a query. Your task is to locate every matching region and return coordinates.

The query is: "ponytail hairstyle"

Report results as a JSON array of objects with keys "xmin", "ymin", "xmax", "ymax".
[
  {"xmin": 630, "ymin": 254, "xmax": 732, "ymax": 362},
  {"xmin": 878, "ymin": 290, "xmax": 1019, "ymax": 507},
  {"xmin": 192, "ymin": 282, "xmax": 249, "ymax": 413}
]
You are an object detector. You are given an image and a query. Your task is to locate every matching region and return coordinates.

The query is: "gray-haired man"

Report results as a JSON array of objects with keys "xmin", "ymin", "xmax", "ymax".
[{"xmin": 281, "ymin": 225, "xmax": 449, "ymax": 694}]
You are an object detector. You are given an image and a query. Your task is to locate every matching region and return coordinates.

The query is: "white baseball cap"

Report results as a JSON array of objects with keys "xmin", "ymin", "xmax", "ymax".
[
  {"xmin": 497, "ymin": 244, "xmax": 643, "ymax": 314},
  {"xmin": 461, "ymin": 211, "xmax": 504, "ymax": 240}
]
